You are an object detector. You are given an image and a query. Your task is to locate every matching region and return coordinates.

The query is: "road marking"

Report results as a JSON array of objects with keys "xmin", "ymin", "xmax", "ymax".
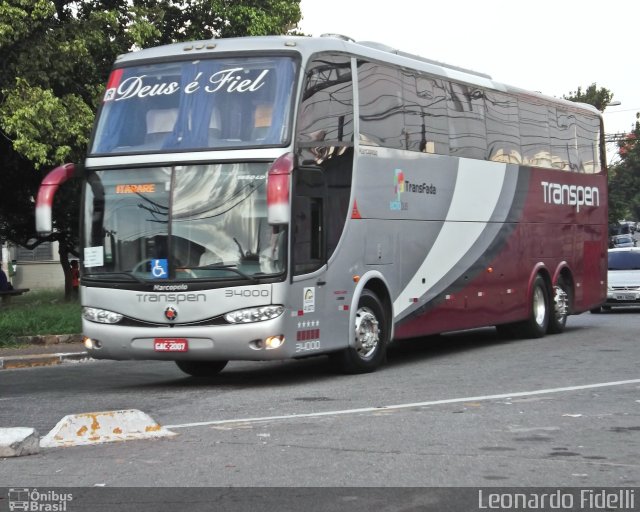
[{"xmin": 164, "ymin": 378, "xmax": 640, "ymax": 430}]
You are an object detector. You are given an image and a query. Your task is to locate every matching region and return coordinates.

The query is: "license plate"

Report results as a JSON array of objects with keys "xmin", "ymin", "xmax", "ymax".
[
  {"xmin": 615, "ymin": 293, "xmax": 635, "ymax": 301},
  {"xmin": 154, "ymin": 338, "xmax": 188, "ymax": 352}
]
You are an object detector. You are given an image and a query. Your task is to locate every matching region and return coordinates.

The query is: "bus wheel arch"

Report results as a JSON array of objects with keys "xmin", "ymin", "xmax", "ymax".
[
  {"xmin": 330, "ymin": 276, "xmax": 392, "ymax": 373},
  {"xmin": 548, "ymin": 266, "xmax": 574, "ymax": 334}
]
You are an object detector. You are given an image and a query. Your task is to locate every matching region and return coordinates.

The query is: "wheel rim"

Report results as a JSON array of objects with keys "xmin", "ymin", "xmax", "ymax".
[
  {"xmin": 533, "ymin": 285, "xmax": 547, "ymax": 327},
  {"xmin": 354, "ymin": 306, "xmax": 380, "ymax": 359}
]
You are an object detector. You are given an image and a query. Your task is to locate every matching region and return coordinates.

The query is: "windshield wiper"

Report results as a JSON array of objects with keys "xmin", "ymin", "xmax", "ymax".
[
  {"xmin": 184, "ymin": 263, "xmax": 258, "ymax": 283},
  {"xmin": 83, "ymin": 272, "xmax": 146, "ymax": 284}
]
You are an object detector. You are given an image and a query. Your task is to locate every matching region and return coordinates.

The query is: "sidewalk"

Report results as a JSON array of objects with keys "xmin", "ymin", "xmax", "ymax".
[{"xmin": 0, "ymin": 335, "xmax": 90, "ymax": 370}]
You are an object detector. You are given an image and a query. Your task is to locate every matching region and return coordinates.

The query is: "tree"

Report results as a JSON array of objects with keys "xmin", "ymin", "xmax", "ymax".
[
  {"xmin": 0, "ymin": 0, "xmax": 302, "ymax": 299},
  {"xmin": 563, "ymin": 84, "xmax": 640, "ymax": 224},
  {"xmin": 609, "ymin": 115, "xmax": 640, "ymax": 222},
  {"xmin": 563, "ymin": 83, "xmax": 614, "ymax": 112}
]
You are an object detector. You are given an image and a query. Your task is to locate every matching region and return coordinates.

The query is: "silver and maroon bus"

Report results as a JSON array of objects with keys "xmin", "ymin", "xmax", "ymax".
[{"xmin": 36, "ymin": 35, "xmax": 607, "ymax": 376}]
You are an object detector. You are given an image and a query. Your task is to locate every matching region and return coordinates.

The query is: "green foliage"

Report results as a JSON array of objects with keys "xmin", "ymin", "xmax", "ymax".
[
  {"xmin": 563, "ymin": 83, "xmax": 614, "ymax": 112},
  {"xmin": 564, "ymin": 83, "xmax": 640, "ymax": 223},
  {"xmin": 0, "ymin": 0, "xmax": 302, "ymax": 297},
  {"xmin": 1, "ymin": 78, "xmax": 92, "ymax": 167},
  {"xmin": 0, "ymin": 290, "xmax": 81, "ymax": 346},
  {"xmin": 0, "ymin": 0, "xmax": 54, "ymax": 47},
  {"xmin": 609, "ymin": 115, "xmax": 640, "ymax": 222}
]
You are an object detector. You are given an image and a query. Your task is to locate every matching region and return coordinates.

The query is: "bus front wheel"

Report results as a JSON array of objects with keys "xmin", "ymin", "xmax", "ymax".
[
  {"xmin": 331, "ymin": 289, "xmax": 389, "ymax": 374},
  {"xmin": 175, "ymin": 360, "xmax": 228, "ymax": 377}
]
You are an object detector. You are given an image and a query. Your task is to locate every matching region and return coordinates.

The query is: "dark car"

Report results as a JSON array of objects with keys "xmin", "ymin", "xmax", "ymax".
[{"xmin": 610, "ymin": 234, "xmax": 636, "ymax": 248}]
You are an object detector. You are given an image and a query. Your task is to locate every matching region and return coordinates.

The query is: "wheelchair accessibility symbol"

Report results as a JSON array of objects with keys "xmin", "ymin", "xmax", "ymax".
[{"xmin": 151, "ymin": 259, "xmax": 168, "ymax": 278}]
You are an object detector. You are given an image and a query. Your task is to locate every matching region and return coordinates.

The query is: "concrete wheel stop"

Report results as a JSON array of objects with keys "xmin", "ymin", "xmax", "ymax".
[{"xmin": 1, "ymin": 409, "xmax": 176, "ymax": 456}]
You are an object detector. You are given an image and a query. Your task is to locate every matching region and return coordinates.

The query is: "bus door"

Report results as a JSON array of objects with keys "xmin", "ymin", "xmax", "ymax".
[{"xmin": 290, "ymin": 166, "xmax": 327, "ymax": 349}]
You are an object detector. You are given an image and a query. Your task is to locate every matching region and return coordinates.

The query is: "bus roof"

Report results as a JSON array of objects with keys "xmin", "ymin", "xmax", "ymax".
[{"xmin": 115, "ymin": 35, "xmax": 600, "ymax": 117}]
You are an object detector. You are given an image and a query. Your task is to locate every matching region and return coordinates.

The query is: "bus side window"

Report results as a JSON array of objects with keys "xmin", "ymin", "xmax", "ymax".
[
  {"xmin": 519, "ymin": 98, "xmax": 551, "ymax": 167},
  {"xmin": 296, "ymin": 54, "xmax": 354, "ymax": 150},
  {"xmin": 485, "ymin": 91, "xmax": 521, "ymax": 164},
  {"xmin": 447, "ymin": 82, "xmax": 487, "ymax": 160}
]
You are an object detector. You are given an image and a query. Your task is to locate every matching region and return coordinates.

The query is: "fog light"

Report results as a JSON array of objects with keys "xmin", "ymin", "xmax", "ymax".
[
  {"xmin": 83, "ymin": 337, "xmax": 101, "ymax": 349},
  {"xmin": 264, "ymin": 335, "xmax": 285, "ymax": 349}
]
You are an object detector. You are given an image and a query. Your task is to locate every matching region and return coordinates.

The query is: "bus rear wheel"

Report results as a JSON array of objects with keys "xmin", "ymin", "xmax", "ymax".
[
  {"xmin": 548, "ymin": 276, "xmax": 571, "ymax": 334},
  {"xmin": 175, "ymin": 360, "xmax": 228, "ymax": 377},
  {"xmin": 519, "ymin": 275, "xmax": 550, "ymax": 338},
  {"xmin": 331, "ymin": 289, "xmax": 388, "ymax": 374}
]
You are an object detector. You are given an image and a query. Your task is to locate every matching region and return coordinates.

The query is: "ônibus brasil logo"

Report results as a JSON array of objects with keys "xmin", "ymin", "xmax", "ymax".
[{"xmin": 8, "ymin": 488, "xmax": 73, "ymax": 512}]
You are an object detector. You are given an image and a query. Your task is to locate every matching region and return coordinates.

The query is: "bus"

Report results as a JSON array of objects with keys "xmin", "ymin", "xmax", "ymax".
[{"xmin": 35, "ymin": 34, "xmax": 607, "ymax": 376}]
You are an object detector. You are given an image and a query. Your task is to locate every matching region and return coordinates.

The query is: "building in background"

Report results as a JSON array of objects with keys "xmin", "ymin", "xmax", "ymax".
[{"xmin": 0, "ymin": 241, "xmax": 65, "ymax": 290}]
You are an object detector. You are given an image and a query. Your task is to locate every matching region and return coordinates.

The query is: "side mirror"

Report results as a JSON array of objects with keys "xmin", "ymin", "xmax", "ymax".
[{"xmin": 35, "ymin": 163, "xmax": 79, "ymax": 235}]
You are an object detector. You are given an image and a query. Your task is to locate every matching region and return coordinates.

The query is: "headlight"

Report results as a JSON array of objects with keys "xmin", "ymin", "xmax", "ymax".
[
  {"xmin": 83, "ymin": 307, "xmax": 123, "ymax": 324},
  {"xmin": 225, "ymin": 305, "xmax": 284, "ymax": 324}
]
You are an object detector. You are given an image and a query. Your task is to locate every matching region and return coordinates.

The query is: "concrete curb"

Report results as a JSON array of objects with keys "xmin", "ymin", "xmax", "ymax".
[
  {"xmin": 0, "ymin": 428, "xmax": 40, "ymax": 457},
  {"xmin": 1, "ymin": 410, "xmax": 176, "ymax": 455},
  {"xmin": 0, "ymin": 351, "xmax": 90, "ymax": 370},
  {"xmin": 14, "ymin": 333, "xmax": 83, "ymax": 346}
]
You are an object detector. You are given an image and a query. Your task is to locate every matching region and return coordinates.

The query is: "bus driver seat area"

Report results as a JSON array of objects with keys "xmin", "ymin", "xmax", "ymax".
[
  {"xmin": 252, "ymin": 104, "xmax": 273, "ymax": 142},
  {"xmin": 145, "ymin": 108, "xmax": 178, "ymax": 146}
]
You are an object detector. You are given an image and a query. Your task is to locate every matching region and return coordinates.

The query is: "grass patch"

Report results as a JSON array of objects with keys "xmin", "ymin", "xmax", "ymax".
[{"xmin": 0, "ymin": 290, "xmax": 81, "ymax": 347}]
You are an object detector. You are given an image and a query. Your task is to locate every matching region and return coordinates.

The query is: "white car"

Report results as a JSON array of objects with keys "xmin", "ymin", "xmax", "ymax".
[{"xmin": 602, "ymin": 247, "xmax": 640, "ymax": 310}]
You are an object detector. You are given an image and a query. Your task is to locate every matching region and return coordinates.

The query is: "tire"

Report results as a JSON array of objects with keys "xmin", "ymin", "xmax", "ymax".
[
  {"xmin": 590, "ymin": 307, "xmax": 602, "ymax": 314},
  {"xmin": 175, "ymin": 360, "xmax": 228, "ymax": 377},
  {"xmin": 330, "ymin": 289, "xmax": 389, "ymax": 374},
  {"xmin": 518, "ymin": 275, "xmax": 550, "ymax": 338},
  {"xmin": 548, "ymin": 276, "xmax": 571, "ymax": 334}
]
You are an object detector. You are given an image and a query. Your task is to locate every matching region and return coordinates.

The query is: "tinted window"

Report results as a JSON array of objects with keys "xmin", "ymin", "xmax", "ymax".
[
  {"xmin": 402, "ymin": 72, "xmax": 449, "ymax": 154},
  {"xmin": 577, "ymin": 113, "xmax": 601, "ymax": 173},
  {"xmin": 297, "ymin": 54, "xmax": 354, "ymax": 155},
  {"xmin": 357, "ymin": 61, "xmax": 404, "ymax": 149},
  {"xmin": 519, "ymin": 99, "xmax": 551, "ymax": 167},
  {"xmin": 551, "ymin": 109, "xmax": 579, "ymax": 171},
  {"xmin": 608, "ymin": 251, "xmax": 640, "ymax": 270},
  {"xmin": 447, "ymin": 83, "xmax": 486, "ymax": 159},
  {"xmin": 485, "ymin": 91, "xmax": 520, "ymax": 163}
]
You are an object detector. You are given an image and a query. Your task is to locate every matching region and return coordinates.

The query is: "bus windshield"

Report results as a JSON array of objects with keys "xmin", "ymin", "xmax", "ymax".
[
  {"xmin": 91, "ymin": 56, "xmax": 296, "ymax": 154},
  {"xmin": 82, "ymin": 163, "xmax": 286, "ymax": 283}
]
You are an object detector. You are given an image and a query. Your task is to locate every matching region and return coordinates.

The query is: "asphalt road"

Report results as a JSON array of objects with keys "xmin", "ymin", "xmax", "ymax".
[{"xmin": 1, "ymin": 309, "xmax": 639, "ymax": 493}]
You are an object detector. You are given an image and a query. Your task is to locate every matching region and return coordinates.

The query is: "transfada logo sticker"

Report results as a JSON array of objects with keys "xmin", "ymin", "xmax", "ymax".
[{"xmin": 303, "ymin": 287, "xmax": 315, "ymax": 313}]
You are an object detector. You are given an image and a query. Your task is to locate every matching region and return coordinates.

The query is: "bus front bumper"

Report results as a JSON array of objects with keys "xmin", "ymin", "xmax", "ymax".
[{"xmin": 82, "ymin": 318, "xmax": 294, "ymax": 362}]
